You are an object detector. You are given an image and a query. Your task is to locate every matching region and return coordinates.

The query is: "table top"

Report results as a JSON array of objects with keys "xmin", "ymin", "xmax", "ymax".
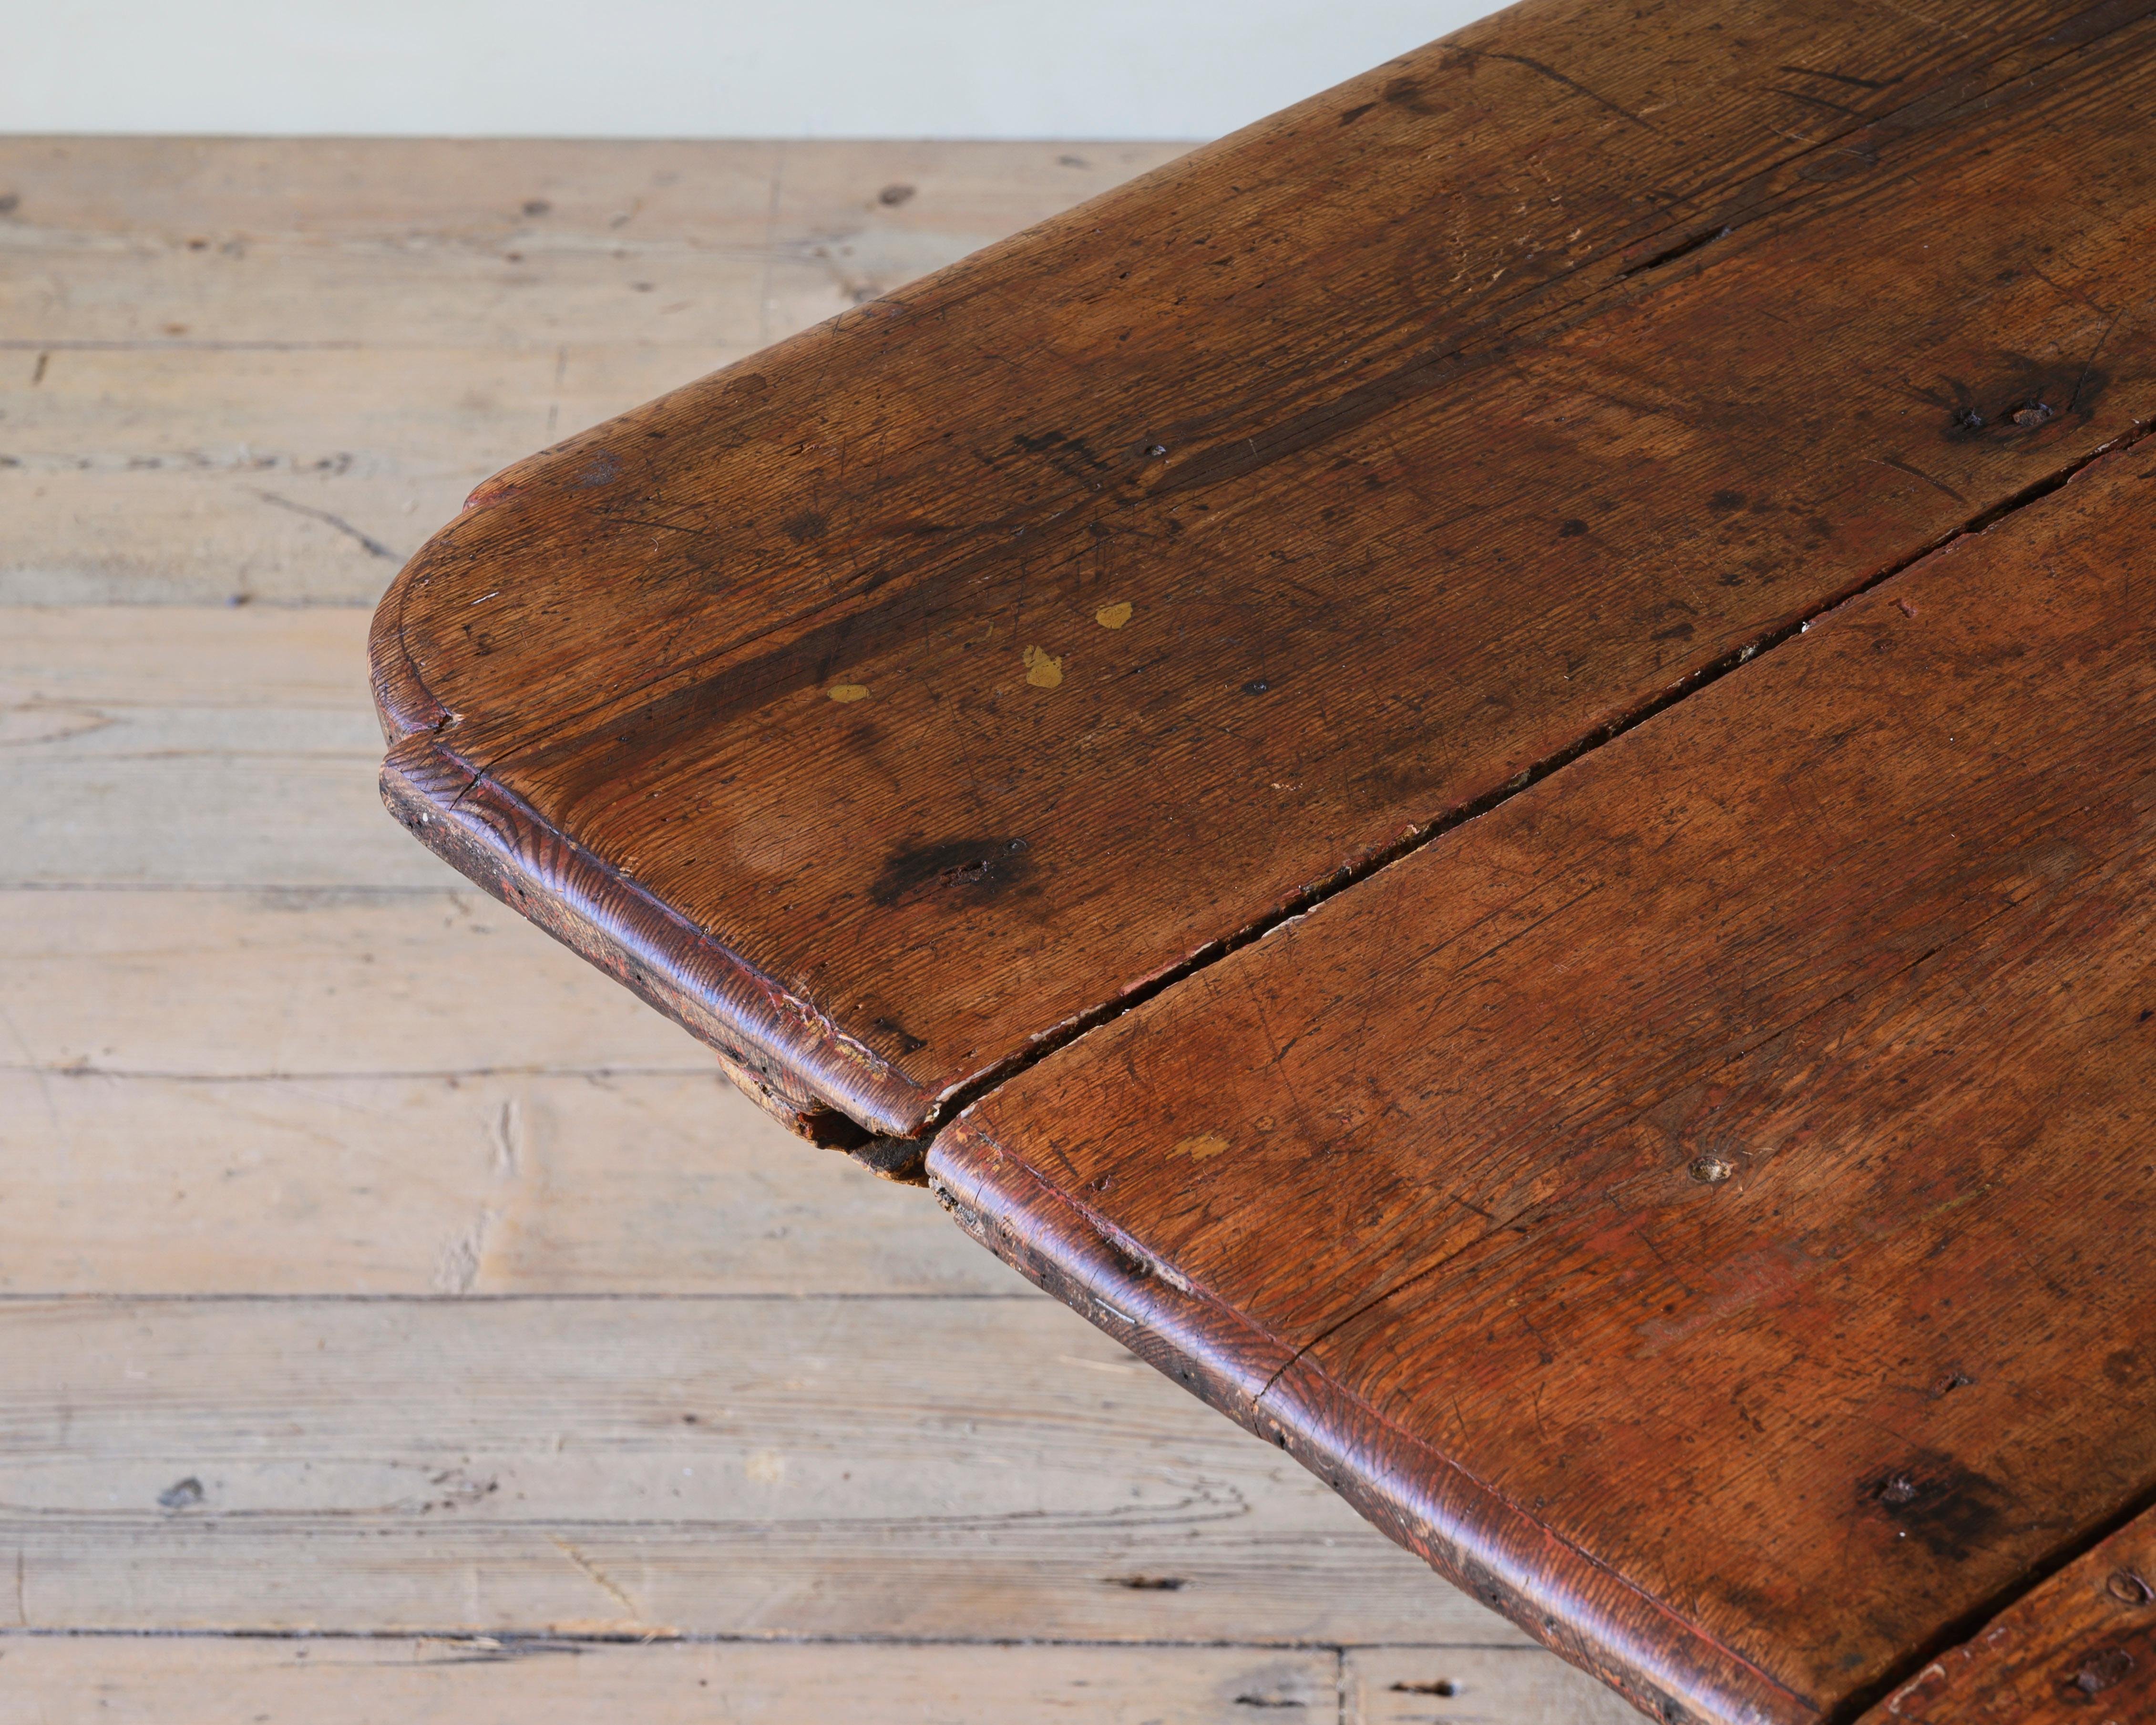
[
  {"xmin": 13, "ymin": 131, "xmax": 1594, "ymax": 1720},
  {"xmin": 370, "ymin": 2, "xmax": 2156, "ymax": 1720}
]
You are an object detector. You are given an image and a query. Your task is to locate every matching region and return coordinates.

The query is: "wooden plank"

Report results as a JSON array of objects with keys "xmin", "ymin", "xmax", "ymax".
[
  {"xmin": 1863, "ymin": 1505, "xmax": 2156, "ymax": 1723},
  {"xmin": 5, "ymin": 728, "xmax": 439, "ymax": 889},
  {"xmin": 3, "ymin": 601, "xmax": 364, "ymax": 705},
  {"xmin": 0, "ymin": 137, "xmax": 1181, "ymax": 251},
  {"xmin": 2, "ymin": 240, "xmax": 792, "ymax": 363},
  {"xmin": 0, "ymin": 140, "xmax": 1185, "ymax": 605},
  {"xmin": 928, "ymin": 443, "xmax": 2156, "ymax": 1724},
  {"xmin": 1347, "ymin": 1645, "xmax": 1641, "ymax": 1724},
  {"xmin": 0, "ymin": 888, "xmax": 991, "ymax": 1293},
  {"xmin": 0, "ymin": 1070, "xmax": 1006, "ymax": 1295},
  {"xmin": 0, "ymin": 140, "xmax": 1183, "ymax": 349},
  {"xmin": 0, "ymin": 888, "xmax": 713, "ymax": 1077},
  {"xmin": 0, "ymin": 1635, "xmax": 1339, "ymax": 1725},
  {"xmin": 0, "ymin": 136, "xmax": 782, "ymax": 241},
  {"xmin": 1, "ymin": 605, "xmax": 443, "ymax": 886},
  {"xmin": 0, "ymin": 345, "xmax": 740, "ymax": 605},
  {"xmin": 376, "ymin": 0, "xmax": 2156, "ymax": 1139},
  {"xmin": 0, "ymin": 1296, "xmax": 1494, "ymax": 1644}
]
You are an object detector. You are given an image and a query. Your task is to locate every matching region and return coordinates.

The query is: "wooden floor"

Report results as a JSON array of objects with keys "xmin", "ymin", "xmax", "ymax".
[{"xmin": 0, "ymin": 138, "xmax": 1636, "ymax": 1723}]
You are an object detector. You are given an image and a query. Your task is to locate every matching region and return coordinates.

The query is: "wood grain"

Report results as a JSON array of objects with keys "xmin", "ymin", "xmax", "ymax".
[
  {"xmin": 0, "ymin": 138, "xmax": 1184, "ymax": 605},
  {"xmin": 0, "ymin": 131, "xmax": 1621, "ymax": 1718},
  {"xmin": 2, "ymin": 605, "xmax": 450, "ymax": 887},
  {"xmin": 0, "ymin": 1637, "xmax": 1340, "ymax": 1725},
  {"xmin": 1863, "ymin": 1504, "xmax": 2156, "ymax": 1724},
  {"xmin": 0, "ymin": 1296, "xmax": 1485, "ymax": 1644},
  {"xmin": 1349, "ymin": 1645, "xmax": 1643, "ymax": 1724},
  {"xmin": 0, "ymin": 887, "xmax": 712, "ymax": 1076},
  {"xmin": 1, "ymin": 346, "xmax": 740, "ymax": 606},
  {"xmin": 375, "ymin": 0, "xmax": 2156, "ymax": 1138},
  {"xmin": 0, "ymin": 1070, "xmax": 1005, "ymax": 1295},
  {"xmin": 930, "ymin": 443, "xmax": 2156, "ymax": 1723}
]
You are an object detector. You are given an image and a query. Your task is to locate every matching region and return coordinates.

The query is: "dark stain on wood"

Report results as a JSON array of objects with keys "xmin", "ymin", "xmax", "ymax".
[
  {"xmin": 869, "ymin": 837, "xmax": 1036, "ymax": 910},
  {"xmin": 374, "ymin": 0, "xmax": 2156, "ymax": 1135},
  {"xmin": 928, "ymin": 450, "xmax": 2156, "ymax": 1723}
]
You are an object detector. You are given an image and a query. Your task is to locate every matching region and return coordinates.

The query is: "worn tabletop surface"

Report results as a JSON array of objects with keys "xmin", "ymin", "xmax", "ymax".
[
  {"xmin": 0, "ymin": 133, "xmax": 1656, "ymax": 1722},
  {"xmin": 363, "ymin": 0, "xmax": 2156, "ymax": 1720},
  {"xmin": 379, "ymin": 0, "xmax": 2156, "ymax": 1147}
]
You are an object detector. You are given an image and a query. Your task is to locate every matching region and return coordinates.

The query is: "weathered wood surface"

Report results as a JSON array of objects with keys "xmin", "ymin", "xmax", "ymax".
[
  {"xmin": 0, "ymin": 137, "xmax": 1184, "ymax": 604},
  {"xmin": 0, "ymin": 1637, "xmax": 1641, "ymax": 1725},
  {"xmin": 0, "ymin": 606, "xmax": 443, "ymax": 887},
  {"xmin": 0, "ymin": 1642, "xmax": 1340, "ymax": 1725},
  {"xmin": 1352, "ymin": 1645, "xmax": 1642, "ymax": 1724},
  {"xmin": 931, "ymin": 442, "xmax": 2156, "ymax": 1724},
  {"xmin": 0, "ymin": 1066, "xmax": 1007, "ymax": 1295},
  {"xmin": 376, "ymin": 0, "xmax": 2156, "ymax": 1140},
  {"xmin": 1863, "ymin": 1504, "xmax": 2156, "ymax": 1724},
  {"xmin": 0, "ymin": 1296, "xmax": 1480, "ymax": 1644},
  {"xmin": 1, "ymin": 132, "xmax": 1622, "ymax": 1720},
  {"xmin": 0, "ymin": 886, "xmax": 711, "ymax": 1077}
]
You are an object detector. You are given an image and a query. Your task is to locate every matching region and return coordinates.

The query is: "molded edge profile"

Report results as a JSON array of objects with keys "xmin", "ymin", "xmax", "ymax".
[
  {"xmin": 379, "ymin": 732, "xmax": 926, "ymax": 1146},
  {"xmin": 926, "ymin": 1116, "xmax": 1818, "ymax": 1725},
  {"xmin": 366, "ymin": 547, "xmax": 451, "ymax": 747}
]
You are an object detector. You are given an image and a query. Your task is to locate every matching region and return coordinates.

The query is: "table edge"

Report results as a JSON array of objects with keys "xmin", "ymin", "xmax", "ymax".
[
  {"xmin": 379, "ymin": 730, "xmax": 925, "ymax": 1142},
  {"xmin": 925, "ymin": 1114, "xmax": 1820, "ymax": 1725}
]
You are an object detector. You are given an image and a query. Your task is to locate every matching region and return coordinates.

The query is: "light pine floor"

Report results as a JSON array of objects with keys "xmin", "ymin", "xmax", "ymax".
[{"xmin": 0, "ymin": 137, "xmax": 1636, "ymax": 1724}]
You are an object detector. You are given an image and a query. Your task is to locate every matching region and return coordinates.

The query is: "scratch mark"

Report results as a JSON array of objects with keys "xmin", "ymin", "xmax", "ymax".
[
  {"xmin": 254, "ymin": 490, "xmax": 401, "ymax": 560},
  {"xmin": 1483, "ymin": 51, "xmax": 1654, "ymax": 130},
  {"xmin": 1868, "ymin": 454, "xmax": 1968, "ymax": 504},
  {"xmin": 2069, "ymin": 306, "xmax": 2124, "ymax": 416},
  {"xmin": 0, "ymin": 1004, "xmax": 67, "ymax": 1164},
  {"xmin": 30, "ymin": 351, "xmax": 48, "ymax": 385},
  {"xmin": 547, "ymin": 1536, "xmax": 644, "ymax": 1621},
  {"xmin": 1776, "ymin": 65, "xmax": 1895, "ymax": 91},
  {"xmin": 490, "ymin": 1098, "xmax": 523, "ymax": 1179}
]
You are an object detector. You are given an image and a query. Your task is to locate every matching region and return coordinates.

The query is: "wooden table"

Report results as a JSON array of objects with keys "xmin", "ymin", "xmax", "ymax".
[
  {"xmin": 371, "ymin": 5, "xmax": 2156, "ymax": 1722},
  {"xmin": 0, "ymin": 133, "xmax": 1662, "ymax": 1724}
]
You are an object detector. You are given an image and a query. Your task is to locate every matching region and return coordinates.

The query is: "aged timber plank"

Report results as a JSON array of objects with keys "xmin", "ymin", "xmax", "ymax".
[
  {"xmin": 0, "ymin": 887, "xmax": 713, "ymax": 1077},
  {"xmin": 927, "ymin": 445, "xmax": 2156, "ymax": 1724},
  {"xmin": 1, "ymin": 605, "xmax": 453, "ymax": 888},
  {"xmin": 1861, "ymin": 1505, "xmax": 2156, "ymax": 1723},
  {"xmin": 0, "ymin": 1295, "xmax": 1483, "ymax": 1643},
  {"xmin": 0, "ymin": 1069, "xmax": 1007, "ymax": 1295},
  {"xmin": 0, "ymin": 139, "xmax": 1182, "ymax": 604},
  {"xmin": 374, "ymin": 0, "xmax": 2156, "ymax": 1139},
  {"xmin": 0, "ymin": 138, "xmax": 1180, "ymax": 349},
  {"xmin": 0, "ymin": 1636, "xmax": 1341, "ymax": 1725},
  {"xmin": 1348, "ymin": 1645, "xmax": 1643, "ymax": 1724}
]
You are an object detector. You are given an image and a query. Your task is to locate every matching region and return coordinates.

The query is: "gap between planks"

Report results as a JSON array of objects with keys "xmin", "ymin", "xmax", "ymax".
[{"xmin": 901, "ymin": 416, "xmax": 2156, "ymax": 1146}]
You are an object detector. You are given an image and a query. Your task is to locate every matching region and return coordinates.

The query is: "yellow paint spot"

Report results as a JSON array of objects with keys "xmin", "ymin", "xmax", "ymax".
[
  {"xmin": 1022, "ymin": 646, "xmax": 1064, "ymax": 689},
  {"xmin": 1095, "ymin": 600, "xmax": 1133, "ymax": 629},
  {"xmin": 744, "ymin": 1449, "xmax": 786, "ymax": 1483},
  {"xmin": 827, "ymin": 683, "xmax": 871, "ymax": 703},
  {"xmin": 1174, "ymin": 1132, "xmax": 1230, "ymax": 1161}
]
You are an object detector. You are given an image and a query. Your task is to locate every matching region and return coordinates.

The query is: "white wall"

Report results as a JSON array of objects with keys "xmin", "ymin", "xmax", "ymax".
[{"xmin": 5, "ymin": 0, "xmax": 1500, "ymax": 140}]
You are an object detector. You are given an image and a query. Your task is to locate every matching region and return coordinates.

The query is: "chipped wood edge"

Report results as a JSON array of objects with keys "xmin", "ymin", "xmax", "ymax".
[
  {"xmin": 926, "ymin": 1114, "xmax": 1818, "ymax": 1725},
  {"xmin": 379, "ymin": 733, "xmax": 926, "ymax": 1143}
]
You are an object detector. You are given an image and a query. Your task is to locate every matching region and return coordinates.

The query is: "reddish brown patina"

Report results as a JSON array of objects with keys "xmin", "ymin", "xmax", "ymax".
[{"xmin": 370, "ymin": 1, "xmax": 2156, "ymax": 1718}]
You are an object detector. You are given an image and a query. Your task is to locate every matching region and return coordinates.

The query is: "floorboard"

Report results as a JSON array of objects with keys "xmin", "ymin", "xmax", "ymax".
[{"xmin": 0, "ymin": 133, "xmax": 1641, "ymax": 1719}]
